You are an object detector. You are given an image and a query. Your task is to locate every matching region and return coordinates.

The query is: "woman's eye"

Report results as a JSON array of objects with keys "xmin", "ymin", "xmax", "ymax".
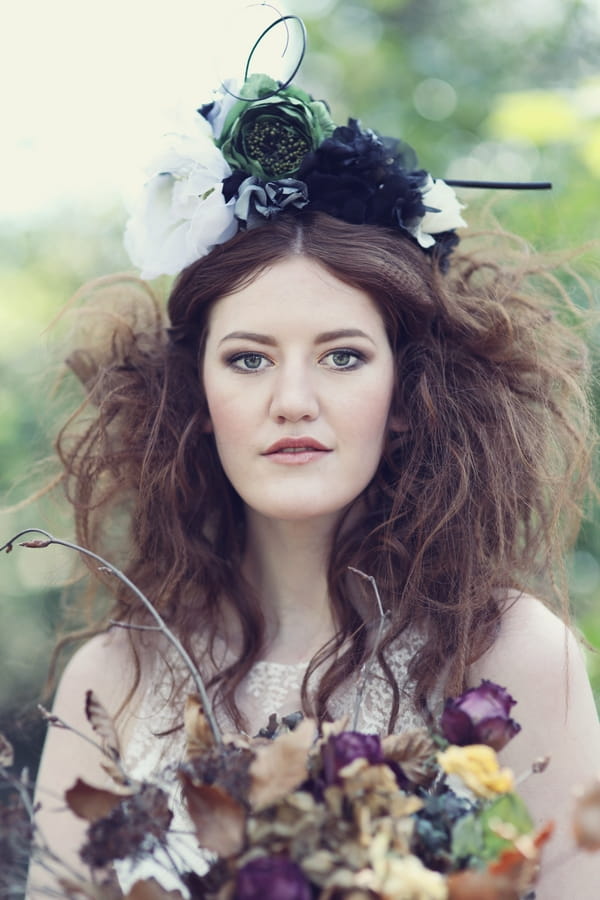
[
  {"xmin": 229, "ymin": 352, "xmax": 270, "ymax": 371},
  {"xmin": 322, "ymin": 349, "xmax": 363, "ymax": 369}
]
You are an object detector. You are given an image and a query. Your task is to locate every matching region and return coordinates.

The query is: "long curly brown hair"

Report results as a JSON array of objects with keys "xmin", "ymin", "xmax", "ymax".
[{"xmin": 56, "ymin": 210, "xmax": 593, "ymax": 731}]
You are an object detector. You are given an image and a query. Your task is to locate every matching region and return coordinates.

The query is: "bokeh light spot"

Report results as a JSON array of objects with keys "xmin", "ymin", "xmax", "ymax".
[{"xmin": 413, "ymin": 78, "xmax": 457, "ymax": 122}]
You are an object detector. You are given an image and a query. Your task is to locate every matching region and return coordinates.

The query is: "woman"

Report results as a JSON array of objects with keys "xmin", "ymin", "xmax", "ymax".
[{"xmin": 29, "ymin": 62, "xmax": 599, "ymax": 898}]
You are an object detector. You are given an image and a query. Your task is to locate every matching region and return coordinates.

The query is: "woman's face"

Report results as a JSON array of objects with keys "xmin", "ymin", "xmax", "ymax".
[{"xmin": 202, "ymin": 256, "xmax": 395, "ymax": 526}]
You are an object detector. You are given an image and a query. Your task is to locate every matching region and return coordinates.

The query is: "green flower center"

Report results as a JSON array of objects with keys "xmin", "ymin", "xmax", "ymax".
[{"xmin": 244, "ymin": 117, "xmax": 311, "ymax": 178}]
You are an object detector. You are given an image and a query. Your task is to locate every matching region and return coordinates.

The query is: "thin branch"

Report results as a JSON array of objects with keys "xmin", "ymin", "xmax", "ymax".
[
  {"xmin": 2, "ymin": 529, "xmax": 223, "ymax": 746},
  {"xmin": 109, "ymin": 619, "xmax": 162, "ymax": 632},
  {"xmin": 348, "ymin": 567, "xmax": 390, "ymax": 730},
  {"xmin": 0, "ymin": 768, "xmax": 99, "ymax": 895}
]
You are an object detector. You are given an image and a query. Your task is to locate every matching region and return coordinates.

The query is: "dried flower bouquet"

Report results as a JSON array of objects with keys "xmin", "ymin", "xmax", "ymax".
[{"xmin": 1, "ymin": 531, "xmax": 599, "ymax": 900}]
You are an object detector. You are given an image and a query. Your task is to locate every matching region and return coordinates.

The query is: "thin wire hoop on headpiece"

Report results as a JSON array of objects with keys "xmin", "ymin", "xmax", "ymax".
[{"xmin": 221, "ymin": 14, "xmax": 307, "ymax": 102}]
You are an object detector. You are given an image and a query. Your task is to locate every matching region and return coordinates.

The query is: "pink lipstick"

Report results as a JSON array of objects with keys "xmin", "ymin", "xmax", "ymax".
[{"xmin": 262, "ymin": 437, "xmax": 331, "ymax": 465}]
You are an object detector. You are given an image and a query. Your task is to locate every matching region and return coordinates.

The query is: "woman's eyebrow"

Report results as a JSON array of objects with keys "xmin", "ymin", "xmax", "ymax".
[
  {"xmin": 218, "ymin": 331, "xmax": 277, "ymax": 346},
  {"xmin": 218, "ymin": 328, "xmax": 375, "ymax": 347},
  {"xmin": 315, "ymin": 329, "xmax": 375, "ymax": 345}
]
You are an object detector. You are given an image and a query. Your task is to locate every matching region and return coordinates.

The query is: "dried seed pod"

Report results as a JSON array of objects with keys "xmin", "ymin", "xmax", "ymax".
[{"xmin": 573, "ymin": 777, "xmax": 600, "ymax": 851}]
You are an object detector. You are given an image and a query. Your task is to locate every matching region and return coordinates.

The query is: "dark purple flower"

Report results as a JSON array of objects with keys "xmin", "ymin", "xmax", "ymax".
[
  {"xmin": 236, "ymin": 855, "xmax": 313, "ymax": 900},
  {"xmin": 322, "ymin": 731, "xmax": 384, "ymax": 785},
  {"xmin": 297, "ymin": 119, "xmax": 428, "ymax": 232},
  {"xmin": 440, "ymin": 679, "xmax": 521, "ymax": 752}
]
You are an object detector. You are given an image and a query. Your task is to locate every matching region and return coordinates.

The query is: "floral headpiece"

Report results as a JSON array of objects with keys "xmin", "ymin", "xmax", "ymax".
[{"xmin": 125, "ymin": 18, "xmax": 549, "ymax": 281}]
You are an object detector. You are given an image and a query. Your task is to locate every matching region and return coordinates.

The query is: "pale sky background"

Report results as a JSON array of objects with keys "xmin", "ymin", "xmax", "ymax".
[
  {"xmin": 3, "ymin": 0, "xmax": 598, "ymax": 225},
  {"xmin": 1, "ymin": 0, "xmax": 302, "ymax": 223}
]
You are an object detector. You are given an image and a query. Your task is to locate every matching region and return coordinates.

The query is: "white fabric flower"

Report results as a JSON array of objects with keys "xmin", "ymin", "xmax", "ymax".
[
  {"xmin": 409, "ymin": 176, "xmax": 466, "ymax": 249},
  {"xmin": 124, "ymin": 116, "xmax": 237, "ymax": 279}
]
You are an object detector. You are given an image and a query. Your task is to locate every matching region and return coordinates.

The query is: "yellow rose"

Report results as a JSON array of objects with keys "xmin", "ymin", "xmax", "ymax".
[{"xmin": 437, "ymin": 744, "xmax": 514, "ymax": 799}]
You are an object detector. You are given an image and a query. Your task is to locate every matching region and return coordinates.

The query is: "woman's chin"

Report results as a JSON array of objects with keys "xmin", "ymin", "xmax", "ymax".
[{"xmin": 243, "ymin": 496, "xmax": 350, "ymax": 528}]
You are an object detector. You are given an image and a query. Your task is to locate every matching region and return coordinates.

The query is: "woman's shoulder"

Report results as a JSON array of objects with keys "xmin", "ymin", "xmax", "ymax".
[
  {"xmin": 468, "ymin": 590, "xmax": 599, "ymax": 766},
  {"xmin": 59, "ymin": 628, "xmax": 133, "ymax": 690},
  {"xmin": 470, "ymin": 593, "xmax": 600, "ymax": 896},
  {"xmin": 470, "ymin": 590, "xmax": 591, "ymax": 692},
  {"xmin": 54, "ymin": 627, "xmax": 150, "ymax": 731},
  {"xmin": 477, "ymin": 590, "xmax": 584, "ymax": 673}
]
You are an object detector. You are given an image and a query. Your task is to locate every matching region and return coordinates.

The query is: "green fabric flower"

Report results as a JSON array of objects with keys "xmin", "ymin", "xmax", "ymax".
[{"xmin": 217, "ymin": 74, "xmax": 335, "ymax": 180}]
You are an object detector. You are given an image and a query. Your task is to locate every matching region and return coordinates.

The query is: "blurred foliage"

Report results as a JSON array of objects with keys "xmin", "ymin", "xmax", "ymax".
[{"xmin": 1, "ymin": 0, "xmax": 599, "ymax": 783}]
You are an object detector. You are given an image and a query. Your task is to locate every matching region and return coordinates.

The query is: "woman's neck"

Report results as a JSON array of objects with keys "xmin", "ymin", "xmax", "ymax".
[{"xmin": 239, "ymin": 512, "xmax": 339, "ymax": 663}]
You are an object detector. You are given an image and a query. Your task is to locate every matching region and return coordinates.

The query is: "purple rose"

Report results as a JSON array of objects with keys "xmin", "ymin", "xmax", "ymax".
[
  {"xmin": 322, "ymin": 731, "xmax": 384, "ymax": 785},
  {"xmin": 236, "ymin": 856, "xmax": 313, "ymax": 900},
  {"xmin": 440, "ymin": 679, "xmax": 521, "ymax": 751}
]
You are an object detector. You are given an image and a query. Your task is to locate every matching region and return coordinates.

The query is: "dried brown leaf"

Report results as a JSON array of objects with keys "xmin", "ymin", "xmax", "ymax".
[
  {"xmin": 78, "ymin": 785, "xmax": 172, "ymax": 869},
  {"xmin": 489, "ymin": 821, "xmax": 553, "ymax": 883},
  {"xmin": 248, "ymin": 717, "xmax": 316, "ymax": 810},
  {"xmin": 447, "ymin": 869, "xmax": 519, "ymax": 900},
  {"xmin": 381, "ymin": 728, "xmax": 437, "ymax": 785},
  {"xmin": 126, "ymin": 878, "xmax": 185, "ymax": 900},
  {"xmin": 65, "ymin": 778, "xmax": 132, "ymax": 822},
  {"xmin": 179, "ymin": 770, "xmax": 246, "ymax": 857},
  {"xmin": 0, "ymin": 732, "xmax": 14, "ymax": 768},
  {"xmin": 85, "ymin": 690, "xmax": 121, "ymax": 761},
  {"xmin": 573, "ymin": 777, "xmax": 600, "ymax": 850},
  {"xmin": 184, "ymin": 694, "xmax": 214, "ymax": 757}
]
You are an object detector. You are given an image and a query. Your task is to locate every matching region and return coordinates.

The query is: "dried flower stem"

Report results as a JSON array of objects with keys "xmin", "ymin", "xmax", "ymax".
[
  {"xmin": 0, "ymin": 764, "xmax": 96, "ymax": 898},
  {"xmin": 1, "ymin": 529, "xmax": 223, "ymax": 746},
  {"xmin": 348, "ymin": 567, "xmax": 389, "ymax": 730},
  {"xmin": 109, "ymin": 619, "xmax": 162, "ymax": 632}
]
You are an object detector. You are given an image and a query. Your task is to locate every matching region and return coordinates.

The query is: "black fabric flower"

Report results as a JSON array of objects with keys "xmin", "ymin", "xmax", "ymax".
[
  {"xmin": 297, "ymin": 119, "xmax": 428, "ymax": 230},
  {"xmin": 430, "ymin": 230, "xmax": 461, "ymax": 274}
]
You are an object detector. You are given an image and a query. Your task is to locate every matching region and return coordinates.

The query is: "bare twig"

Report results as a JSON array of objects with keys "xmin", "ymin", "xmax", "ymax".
[
  {"xmin": 0, "ymin": 764, "xmax": 98, "ymax": 897},
  {"xmin": 2, "ymin": 529, "xmax": 223, "ymax": 746},
  {"xmin": 109, "ymin": 619, "xmax": 162, "ymax": 632},
  {"xmin": 347, "ymin": 567, "xmax": 390, "ymax": 730}
]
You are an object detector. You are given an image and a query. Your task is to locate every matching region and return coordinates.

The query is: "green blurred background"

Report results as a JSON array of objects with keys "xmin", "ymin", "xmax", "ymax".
[{"xmin": 1, "ymin": 0, "xmax": 600, "ymax": 779}]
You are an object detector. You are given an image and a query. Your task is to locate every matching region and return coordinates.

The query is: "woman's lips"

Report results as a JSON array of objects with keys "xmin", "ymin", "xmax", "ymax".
[
  {"xmin": 262, "ymin": 437, "xmax": 331, "ymax": 464},
  {"xmin": 264, "ymin": 437, "xmax": 330, "ymax": 453}
]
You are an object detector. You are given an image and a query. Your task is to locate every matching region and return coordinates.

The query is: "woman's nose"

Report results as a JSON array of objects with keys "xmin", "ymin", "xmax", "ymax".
[{"xmin": 269, "ymin": 364, "xmax": 319, "ymax": 423}]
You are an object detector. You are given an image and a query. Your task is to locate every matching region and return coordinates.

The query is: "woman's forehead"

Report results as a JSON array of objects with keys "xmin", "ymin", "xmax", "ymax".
[{"xmin": 206, "ymin": 256, "xmax": 388, "ymax": 337}]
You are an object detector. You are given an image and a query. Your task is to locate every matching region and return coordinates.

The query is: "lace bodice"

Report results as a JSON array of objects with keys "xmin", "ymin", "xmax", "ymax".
[{"xmin": 115, "ymin": 629, "xmax": 436, "ymax": 893}]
